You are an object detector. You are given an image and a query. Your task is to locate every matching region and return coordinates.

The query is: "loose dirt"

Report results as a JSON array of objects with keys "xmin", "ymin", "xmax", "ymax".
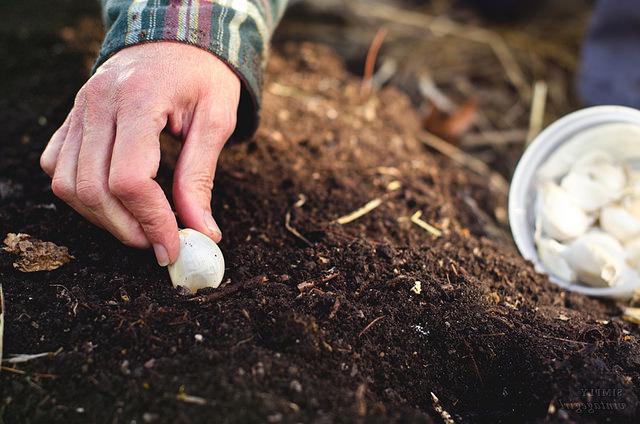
[{"xmin": 1, "ymin": 5, "xmax": 639, "ymax": 423}]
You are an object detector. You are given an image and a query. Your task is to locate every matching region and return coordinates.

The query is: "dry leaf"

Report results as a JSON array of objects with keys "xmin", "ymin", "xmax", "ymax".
[{"xmin": 3, "ymin": 233, "xmax": 73, "ymax": 272}]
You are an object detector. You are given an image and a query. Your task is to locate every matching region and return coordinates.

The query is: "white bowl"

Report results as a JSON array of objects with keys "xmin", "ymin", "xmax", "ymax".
[{"xmin": 509, "ymin": 106, "xmax": 640, "ymax": 299}]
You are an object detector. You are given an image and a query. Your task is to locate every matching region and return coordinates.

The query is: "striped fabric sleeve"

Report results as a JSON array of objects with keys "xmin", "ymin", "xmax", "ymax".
[{"xmin": 96, "ymin": 0, "xmax": 288, "ymax": 140}]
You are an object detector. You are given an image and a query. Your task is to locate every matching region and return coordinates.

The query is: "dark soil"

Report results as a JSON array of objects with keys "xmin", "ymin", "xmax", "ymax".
[{"xmin": 2, "ymin": 2, "xmax": 640, "ymax": 423}]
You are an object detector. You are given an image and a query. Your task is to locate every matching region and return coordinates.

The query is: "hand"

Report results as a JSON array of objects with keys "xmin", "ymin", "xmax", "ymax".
[{"xmin": 40, "ymin": 42, "xmax": 240, "ymax": 266}]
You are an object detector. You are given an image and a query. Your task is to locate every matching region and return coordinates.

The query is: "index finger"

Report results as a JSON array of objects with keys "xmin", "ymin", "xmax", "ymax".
[{"xmin": 108, "ymin": 111, "xmax": 179, "ymax": 266}]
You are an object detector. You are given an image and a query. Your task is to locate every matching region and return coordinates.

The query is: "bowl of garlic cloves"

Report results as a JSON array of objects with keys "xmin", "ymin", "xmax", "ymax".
[{"xmin": 510, "ymin": 106, "xmax": 640, "ymax": 298}]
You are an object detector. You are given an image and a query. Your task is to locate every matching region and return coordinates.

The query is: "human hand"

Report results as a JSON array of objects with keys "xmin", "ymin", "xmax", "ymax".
[{"xmin": 40, "ymin": 42, "xmax": 240, "ymax": 266}]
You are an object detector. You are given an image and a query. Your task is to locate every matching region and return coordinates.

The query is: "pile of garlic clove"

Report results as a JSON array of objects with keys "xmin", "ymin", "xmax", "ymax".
[{"xmin": 535, "ymin": 150, "xmax": 640, "ymax": 287}]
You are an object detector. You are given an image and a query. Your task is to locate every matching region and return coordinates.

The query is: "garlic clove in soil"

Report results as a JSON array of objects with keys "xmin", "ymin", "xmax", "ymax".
[
  {"xmin": 168, "ymin": 229, "xmax": 225, "ymax": 293},
  {"xmin": 563, "ymin": 231, "xmax": 627, "ymax": 287},
  {"xmin": 536, "ymin": 237, "xmax": 576, "ymax": 282},
  {"xmin": 538, "ymin": 182, "xmax": 593, "ymax": 242},
  {"xmin": 600, "ymin": 205, "xmax": 640, "ymax": 243}
]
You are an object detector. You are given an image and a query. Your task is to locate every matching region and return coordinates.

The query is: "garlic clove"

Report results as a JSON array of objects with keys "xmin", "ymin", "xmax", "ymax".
[
  {"xmin": 600, "ymin": 205, "xmax": 640, "ymax": 243},
  {"xmin": 625, "ymin": 238, "xmax": 640, "ymax": 272},
  {"xmin": 560, "ymin": 171, "xmax": 615, "ymax": 212},
  {"xmin": 621, "ymin": 194, "xmax": 640, "ymax": 220},
  {"xmin": 538, "ymin": 182, "xmax": 593, "ymax": 241},
  {"xmin": 536, "ymin": 237, "xmax": 576, "ymax": 282},
  {"xmin": 167, "ymin": 229, "xmax": 225, "ymax": 293},
  {"xmin": 571, "ymin": 150, "xmax": 626, "ymax": 195},
  {"xmin": 563, "ymin": 231, "xmax": 626, "ymax": 287}
]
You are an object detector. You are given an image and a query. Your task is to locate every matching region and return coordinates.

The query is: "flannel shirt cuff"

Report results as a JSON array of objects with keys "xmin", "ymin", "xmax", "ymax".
[{"xmin": 95, "ymin": 1, "xmax": 273, "ymax": 141}]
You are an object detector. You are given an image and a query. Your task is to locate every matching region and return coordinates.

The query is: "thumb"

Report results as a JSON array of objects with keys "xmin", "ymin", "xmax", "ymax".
[{"xmin": 172, "ymin": 102, "xmax": 235, "ymax": 242}]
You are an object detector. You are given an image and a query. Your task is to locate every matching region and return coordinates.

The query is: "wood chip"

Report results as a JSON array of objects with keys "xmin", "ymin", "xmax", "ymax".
[{"xmin": 3, "ymin": 233, "xmax": 73, "ymax": 272}]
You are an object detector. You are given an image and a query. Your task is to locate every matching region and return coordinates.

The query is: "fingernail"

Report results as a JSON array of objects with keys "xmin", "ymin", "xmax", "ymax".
[
  {"xmin": 204, "ymin": 212, "xmax": 222, "ymax": 240},
  {"xmin": 153, "ymin": 243, "xmax": 170, "ymax": 267}
]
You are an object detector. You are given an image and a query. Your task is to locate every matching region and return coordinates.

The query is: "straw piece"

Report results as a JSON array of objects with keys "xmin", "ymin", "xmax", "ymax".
[
  {"xmin": 335, "ymin": 198, "xmax": 383, "ymax": 225},
  {"xmin": 410, "ymin": 211, "xmax": 442, "ymax": 237},
  {"xmin": 526, "ymin": 80, "xmax": 548, "ymax": 145}
]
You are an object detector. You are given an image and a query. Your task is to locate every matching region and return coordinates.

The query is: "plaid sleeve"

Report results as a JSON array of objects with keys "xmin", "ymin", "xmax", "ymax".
[{"xmin": 97, "ymin": 0, "xmax": 288, "ymax": 140}]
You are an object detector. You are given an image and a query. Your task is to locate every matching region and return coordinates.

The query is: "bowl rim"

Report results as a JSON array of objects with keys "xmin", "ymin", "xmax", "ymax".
[{"xmin": 509, "ymin": 105, "xmax": 640, "ymax": 298}]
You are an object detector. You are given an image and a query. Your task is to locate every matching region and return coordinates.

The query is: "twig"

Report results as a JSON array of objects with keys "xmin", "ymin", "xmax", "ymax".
[
  {"xmin": 461, "ymin": 129, "xmax": 527, "ymax": 148},
  {"xmin": 417, "ymin": 131, "xmax": 509, "ymax": 195},
  {"xmin": 431, "ymin": 392, "xmax": 456, "ymax": 424},
  {"xmin": 4, "ymin": 347, "xmax": 63, "ymax": 364},
  {"xmin": 359, "ymin": 315, "xmax": 385, "ymax": 337},
  {"xmin": 329, "ymin": 297, "xmax": 342, "ymax": 319},
  {"xmin": 1, "ymin": 366, "xmax": 26, "ymax": 375},
  {"xmin": 410, "ymin": 211, "xmax": 442, "ymax": 237},
  {"xmin": 285, "ymin": 210, "xmax": 312, "ymax": 246},
  {"xmin": 189, "ymin": 276, "xmax": 267, "ymax": 304},
  {"xmin": 297, "ymin": 269, "xmax": 341, "ymax": 293},
  {"xmin": 526, "ymin": 80, "xmax": 548, "ymax": 145},
  {"xmin": 233, "ymin": 336, "xmax": 255, "ymax": 349},
  {"xmin": 335, "ymin": 198, "xmax": 383, "ymax": 225},
  {"xmin": 361, "ymin": 27, "xmax": 388, "ymax": 95},
  {"xmin": 541, "ymin": 335, "xmax": 588, "ymax": 345},
  {"xmin": 176, "ymin": 387, "xmax": 208, "ymax": 405},
  {"xmin": 462, "ymin": 339, "xmax": 483, "ymax": 384}
]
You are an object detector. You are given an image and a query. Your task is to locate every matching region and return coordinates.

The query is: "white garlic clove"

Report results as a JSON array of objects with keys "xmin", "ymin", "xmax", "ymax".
[
  {"xmin": 536, "ymin": 237, "xmax": 576, "ymax": 282},
  {"xmin": 563, "ymin": 231, "xmax": 627, "ymax": 287},
  {"xmin": 571, "ymin": 150, "xmax": 626, "ymax": 195},
  {"xmin": 560, "ymin": 171, "xmax": 616, "ymax": 212},
  {"xmin": 625, "ymin": 238, "xmax": 640, "ymax": 272},
  {"xmin": 621, "ymin": 194, "xmax": 640, "ymax": 220},
  {"xmin": 537, "ymin": 182, "xmax": 593, "ymax": 241},
  {"xmin": 600, "ymin": 205, "xmax": 640, "ymax": 243},
  {"xmin": 167, "ymin": 229, "xmax": 225, "ymax": 293}
]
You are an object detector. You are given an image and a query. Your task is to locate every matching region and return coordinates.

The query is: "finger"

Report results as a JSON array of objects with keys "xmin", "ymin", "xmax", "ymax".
[
  {"xmin": 41, "ymin": 114, "xmax": 71, "ymax": 176},
  {"xmin": 76, "ymin": 103, "xmax": 150, "ymax": 249},
  {"xmin": 173, "ymin": 100, "xmax": 236, "ymax": 243},
  {"xmin": 50, "ymin": 110, "xmax": 104, "ymax": 229},
  {"xmin": 109, "ymin": 110, "xmax": 180, "ymax": 266}
]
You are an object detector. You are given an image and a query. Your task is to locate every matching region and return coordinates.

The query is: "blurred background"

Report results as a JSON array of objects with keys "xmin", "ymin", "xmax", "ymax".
[
  {"xmin": 1, "ymin": 0, "xmax": 595, "ymax": 180},
  {"xmin": 277, "ymin": 0, "xmax": 594, "ymax": 179}
]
